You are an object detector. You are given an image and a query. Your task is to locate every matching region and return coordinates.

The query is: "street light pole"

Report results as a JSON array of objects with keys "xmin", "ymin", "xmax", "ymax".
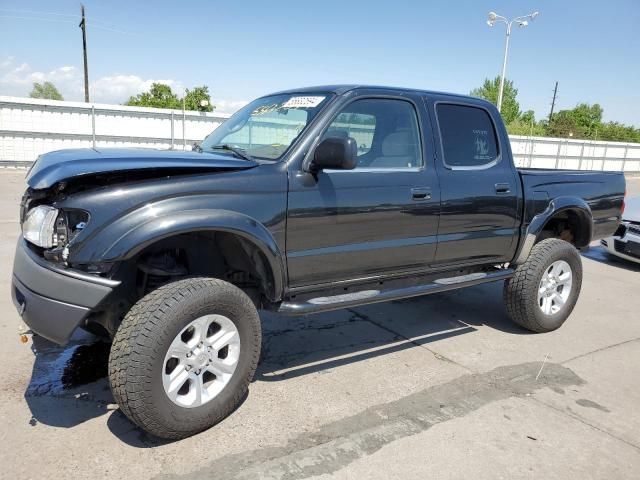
[
  {"xmin": 487, "ymin": 11, "xmax": 539, "ymax": 114},
  {"xmin": 497, "ymin": 23, "xmax": 511, "ymax": 112}
]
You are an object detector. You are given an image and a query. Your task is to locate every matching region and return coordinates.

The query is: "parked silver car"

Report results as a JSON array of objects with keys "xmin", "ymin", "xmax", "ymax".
[{"xmin": 601, "ymin": 197, "xmax": 640, "ymax": 264}]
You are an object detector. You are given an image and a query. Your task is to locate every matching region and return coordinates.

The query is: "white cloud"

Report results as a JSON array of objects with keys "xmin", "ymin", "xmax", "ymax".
[
  {"xmin": 0, "ymin": 56, "xmax": 247, "ymax": 112},
  {"xmin": 0, "ymin": 59, "xmax": 82, "ymax": 97},
  {"xmin": 0, "ymin": 57, "xmax": 183, "ymax": 104},
  {"xmin": 90, "ymin": 75, "xmax": 184, "ymax": 104},
  {"xmin": 212, "ymin": 99, "xmax": 248, "ymax": 114}
]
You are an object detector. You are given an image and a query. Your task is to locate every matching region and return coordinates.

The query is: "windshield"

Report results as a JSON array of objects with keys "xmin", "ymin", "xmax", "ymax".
[{"xmin": 200, "ymin": 93, "xmax": 332, "ymax": 160}]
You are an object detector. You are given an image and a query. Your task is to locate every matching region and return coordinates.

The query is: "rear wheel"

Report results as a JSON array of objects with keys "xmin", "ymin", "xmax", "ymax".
[
  {"xmin": 108, "ymin": 277, "xmax": 261, "ymax": 439},
  {"xmin": 504, "ymin": 239, "xmax": 582, "ymax": 332}
]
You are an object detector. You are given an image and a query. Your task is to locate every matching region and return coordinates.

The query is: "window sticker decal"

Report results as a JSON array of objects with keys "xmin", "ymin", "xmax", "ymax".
[
  {"xmin": 282, "ymin": 96, "xmax": 326, "ymax": 109},
  {"xmin": 473, "ymin": 129, "xmax": 491, "ymax": 160}
]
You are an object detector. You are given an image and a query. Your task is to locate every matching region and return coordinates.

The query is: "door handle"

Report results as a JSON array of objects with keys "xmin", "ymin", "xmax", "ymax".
[
  {"xmin": 411, "ymin": 187, "xmax": 431, "ymax": 201},
  {"xmin": 495, "ymin": 183, "xmax": 511, "ymax": 194}
]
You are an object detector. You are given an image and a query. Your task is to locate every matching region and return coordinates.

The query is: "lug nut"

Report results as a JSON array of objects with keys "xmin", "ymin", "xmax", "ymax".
[{"xmin": 186, "ymin": 352, "xmax": 192, "ymax": 357}]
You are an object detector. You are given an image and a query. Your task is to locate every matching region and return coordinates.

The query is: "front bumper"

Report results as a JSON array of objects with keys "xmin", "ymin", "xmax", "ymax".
[
  {"xmin": 601, "ymin": 223, "xmax": 640, "ymax": 264},
  {"xmin": 11, "ymin": 239, "xmax": 117, "ymax": 345}
]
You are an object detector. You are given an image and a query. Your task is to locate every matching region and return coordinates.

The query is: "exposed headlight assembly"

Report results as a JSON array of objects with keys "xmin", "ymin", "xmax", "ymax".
[{"xmin": 22, "ymin": 205, "xmax": 60, "ymax": 248}]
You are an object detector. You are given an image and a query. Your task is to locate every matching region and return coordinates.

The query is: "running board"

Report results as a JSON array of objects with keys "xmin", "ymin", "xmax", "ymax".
[{"xmin": 278, "ymin": 268, "xmax": 514, "ymax": 316}]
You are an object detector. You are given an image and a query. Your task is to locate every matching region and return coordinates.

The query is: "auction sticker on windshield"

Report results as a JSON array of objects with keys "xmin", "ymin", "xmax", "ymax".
[{"xmin": 282, "ymin": 96, "xmax": 326, "ymax": 108}]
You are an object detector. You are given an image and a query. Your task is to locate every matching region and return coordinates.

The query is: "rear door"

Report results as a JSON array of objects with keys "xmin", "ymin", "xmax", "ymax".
[
  {"xmin": 427, "ymin": 98, "xmax": 521, "ymax": 265},
  {"xmin": 285, "ymin": 92, "xmax": 441, "ymax": 287}
]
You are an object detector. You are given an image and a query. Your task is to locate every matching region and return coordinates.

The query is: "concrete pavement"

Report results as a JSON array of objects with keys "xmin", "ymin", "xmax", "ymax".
[{"xmin": 1, "ymin": 170, "xmax": 639, "ymax": 480}]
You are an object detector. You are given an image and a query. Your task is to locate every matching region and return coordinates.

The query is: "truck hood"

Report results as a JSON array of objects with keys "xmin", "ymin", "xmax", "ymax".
[{"xmin": 26, "ymin": 148, "xmax": 259, "ymax": 189}]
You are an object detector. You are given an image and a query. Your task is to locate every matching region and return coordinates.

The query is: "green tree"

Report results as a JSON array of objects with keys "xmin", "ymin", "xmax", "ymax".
[
  {"xmin": 125, "ymin": 83, "xmax": 181, "ymax": 109},
  {"xmin": 547, "ymin": 110, "xmax": 585, "ymax": 138},
  {"xmin": 29, "ymin": 81, "xmax": 64, "ymax": 100},
  {"xmin": 520, "ymin": 110, "xmax": 535, "ymax": 125},
  {"xmin": 598, "ymin": 122, "xmax": 640, "ymax": 143},
  {"xmin": 569, "ymin": 103, "xmax": 603, "ymax": 138},
  {"xmin": 470, "ymin": 76, "xmax": 521, "ymax": 124},
  {"xmin": 183, "ymin": 86, "xmax": 214, "ymax": 112}
]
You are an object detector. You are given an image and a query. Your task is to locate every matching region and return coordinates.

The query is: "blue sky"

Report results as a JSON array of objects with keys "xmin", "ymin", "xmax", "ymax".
[{"xmin": 1, "ymin": 0, "xmax": 638, "ymax": 125}]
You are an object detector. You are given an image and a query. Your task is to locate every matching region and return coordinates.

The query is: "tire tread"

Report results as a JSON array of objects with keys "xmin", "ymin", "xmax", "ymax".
[{"xmin": 108, "ymin": 277, "xmax": 261, "ymax": 439}]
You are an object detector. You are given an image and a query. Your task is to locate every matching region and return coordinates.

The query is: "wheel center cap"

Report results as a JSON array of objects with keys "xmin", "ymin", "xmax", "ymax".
[{"xmin": 195, "ymin": 352, "xmax": 209, "ymax": 368}]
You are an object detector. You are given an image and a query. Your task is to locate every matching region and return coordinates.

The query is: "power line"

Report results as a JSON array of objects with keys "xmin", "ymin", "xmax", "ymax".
[
  {"xmin": 0, "ymin": 14, "xmax": 76, "ymax": 24},
  {"xmin": 0, "ymin": 10, "xmax": 133, "ymax": 34},
  {"xmin": 0, "ymin": 8, "xmax": 78, "ymax": 17}
]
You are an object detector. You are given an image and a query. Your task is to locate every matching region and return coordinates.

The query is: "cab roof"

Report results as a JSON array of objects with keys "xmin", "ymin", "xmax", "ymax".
[{"xmin": 271, "ymin": 84, "xmax": 478, "ymax": 102}]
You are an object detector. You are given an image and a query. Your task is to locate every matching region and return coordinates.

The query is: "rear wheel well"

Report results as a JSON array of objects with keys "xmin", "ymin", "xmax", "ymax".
[
  {"xmin": 537, "ymin": 209, "xmax": 591, "ymax": 248},
  {"xmin": 87, "ymin": 231, "xmax": 276, "ymax": 337}
]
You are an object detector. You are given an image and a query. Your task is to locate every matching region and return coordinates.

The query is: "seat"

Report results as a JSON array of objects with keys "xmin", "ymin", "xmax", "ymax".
[{"xmin": 368, "ymin": 130, "xmax": 418, "ymax": 168}]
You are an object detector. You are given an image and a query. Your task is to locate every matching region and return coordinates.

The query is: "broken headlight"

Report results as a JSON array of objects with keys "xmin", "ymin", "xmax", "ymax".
[{"xmin": 22, "ymin": 205, "xmax": 59, "ymax": 248}]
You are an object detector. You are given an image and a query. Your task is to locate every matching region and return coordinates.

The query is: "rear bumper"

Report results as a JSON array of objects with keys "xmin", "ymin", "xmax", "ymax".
[{"xmin": 11, "ymin": 239, "xmax": 117, "ymax": 345}]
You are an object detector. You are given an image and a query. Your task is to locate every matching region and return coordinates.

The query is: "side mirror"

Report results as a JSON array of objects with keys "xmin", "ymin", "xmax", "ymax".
[{"xmin": 309, "ymin": 137, "xmax": 357, "ymax": 172}]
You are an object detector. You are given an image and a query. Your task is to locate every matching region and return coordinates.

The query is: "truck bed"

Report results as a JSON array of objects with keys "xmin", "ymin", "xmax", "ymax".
[{"xmin": 518, "ymin": 168, "xmax": 626, "ymax": 241}]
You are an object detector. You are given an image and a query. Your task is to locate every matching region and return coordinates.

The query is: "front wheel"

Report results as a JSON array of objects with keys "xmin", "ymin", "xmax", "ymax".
[
  {"xmin": 108, "ymin": 277, "xmax": 261, "ymax": 439},
  {"xmin": 504, "ymin": 239, "xmax": 583, "ymax": 333}
]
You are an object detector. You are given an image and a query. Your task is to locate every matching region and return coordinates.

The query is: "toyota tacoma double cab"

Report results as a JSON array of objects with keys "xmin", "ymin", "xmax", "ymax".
[{"xmin": 11, "ymin": 85, "xmax": 626, "ymax": 439}]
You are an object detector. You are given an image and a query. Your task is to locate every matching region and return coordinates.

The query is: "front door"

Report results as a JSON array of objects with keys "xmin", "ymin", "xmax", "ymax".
[{"xmin": 286, "ymin": 95, "xmax": 440, "ymax": 288}]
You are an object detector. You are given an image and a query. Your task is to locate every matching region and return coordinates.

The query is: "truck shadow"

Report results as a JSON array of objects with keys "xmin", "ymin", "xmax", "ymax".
[
  {"xmin": 256, "ymin": 281, "xmax": 526, "ymax": 382},
  {"xmin": 23, "ymin": 281, "xmax": 525, "ymax": 444}
]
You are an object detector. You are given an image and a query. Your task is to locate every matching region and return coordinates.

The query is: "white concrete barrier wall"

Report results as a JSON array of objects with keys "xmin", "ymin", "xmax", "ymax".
[
  {"xmin": 1, "ymin": 96, "xmax": 639, "ymax": 171},
  {"xmin": 0, "ymin": 96, "xmax": 230, "ymax": 164}
]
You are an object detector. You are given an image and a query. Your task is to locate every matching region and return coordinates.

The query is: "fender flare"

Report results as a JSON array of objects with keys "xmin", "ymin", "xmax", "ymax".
[
  {"xmin": 513, "ymin": 196, "xmax": 593, "ymax": 265},
  {"xmin": 71, "ymin": 208, "xmax": 286, "ymax": 301}
]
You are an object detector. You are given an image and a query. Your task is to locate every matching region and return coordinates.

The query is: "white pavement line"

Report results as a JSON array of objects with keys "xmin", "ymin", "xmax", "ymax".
[
  {"xmin": 261, "ymin": 325, "xmax": 472, "ymax": 378},
  {"xmin": 536, "ymin": 353, "xmax": 550, "ymax": 381}
]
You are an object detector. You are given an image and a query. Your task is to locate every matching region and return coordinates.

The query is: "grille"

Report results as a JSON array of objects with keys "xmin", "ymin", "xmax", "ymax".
[
  {"xmin": 627, "ymin": 223, "xmax": 640, "ymax": 236},
  {"xmin": 614, "ymin": 239, "xmax": 640, "ymax": 259}
]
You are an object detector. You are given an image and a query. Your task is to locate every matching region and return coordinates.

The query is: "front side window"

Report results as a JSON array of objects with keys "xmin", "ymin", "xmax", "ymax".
[
  {"xmin": 436, "ymin": 103, "xmax": 499, "ymax": 168},
  {"xmin": 201, "ymin": 93, "xmax": 332, "ymax": 160},
  {"xmin": 321, "ymin": 98, "xmax": 422, "ymax": 169}
]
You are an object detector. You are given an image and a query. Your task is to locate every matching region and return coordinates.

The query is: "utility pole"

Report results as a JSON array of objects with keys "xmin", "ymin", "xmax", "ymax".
[
  {"xmin": 79, "ymin": 4, "xmax": 90, "ymax": 102},
  {"xmin": 548, "ymin": 81, "xmax": 558, "ymax": 124}
]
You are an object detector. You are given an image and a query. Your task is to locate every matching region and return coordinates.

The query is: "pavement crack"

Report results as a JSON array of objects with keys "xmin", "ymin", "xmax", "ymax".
[
  {"xmin": 561, "ymin": 337, "xmax": 640, "ymax": 365},
  {"xmin": 530, "ymin": 396, "xmax": 640, "ymax": 452},
  {"xmin": 154, "ymin": 361, "xmax": 583, "ymax": 480}
]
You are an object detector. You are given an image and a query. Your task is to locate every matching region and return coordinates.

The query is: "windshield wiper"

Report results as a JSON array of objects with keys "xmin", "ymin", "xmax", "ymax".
[{"xmin": 210, "ymin": 144, "xmax": 253, "ymax": 161}]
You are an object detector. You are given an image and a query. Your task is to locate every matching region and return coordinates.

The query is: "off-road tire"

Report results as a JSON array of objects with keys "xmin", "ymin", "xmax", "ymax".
[
  {"xmin": 504, "ymin": 239, "xmax": 582, "ymax": 333},
  {"xmin": 108, "ymin": 277, "xmax": 261, "ymax": 439}
]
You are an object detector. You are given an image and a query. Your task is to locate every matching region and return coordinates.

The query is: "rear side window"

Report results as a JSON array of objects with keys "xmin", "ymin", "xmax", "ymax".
[{"xmin": 436, "ymin": 104, "xmax": 499, "ymax": 168}]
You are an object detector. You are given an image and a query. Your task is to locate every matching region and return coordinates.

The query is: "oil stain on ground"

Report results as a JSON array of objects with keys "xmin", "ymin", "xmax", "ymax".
[
  {"xmin": 25, "ymin": 333, "xmax": 111, "ymax": 400},
  {"xmin": 156, "ymin": 362, "xmax": 584, "ymax": 480},
  {"xmin": 575, "ymin": 398, "xmax": 610, "ymax": 413}
]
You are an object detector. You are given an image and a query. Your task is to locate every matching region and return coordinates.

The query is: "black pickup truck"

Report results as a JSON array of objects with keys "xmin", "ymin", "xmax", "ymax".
[{"xmin": 12, "ymin": 85, "xmax": 625, "ymax": 439}]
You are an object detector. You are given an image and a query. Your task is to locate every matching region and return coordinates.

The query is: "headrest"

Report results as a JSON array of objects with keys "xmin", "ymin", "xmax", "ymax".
[
  {"xmin": 325, "ymin": 129, "xmax": 349, "ymax": 139},
  {"xmin": 382, "ymin": 130, "xmax": 413, "ymax": 156}
]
